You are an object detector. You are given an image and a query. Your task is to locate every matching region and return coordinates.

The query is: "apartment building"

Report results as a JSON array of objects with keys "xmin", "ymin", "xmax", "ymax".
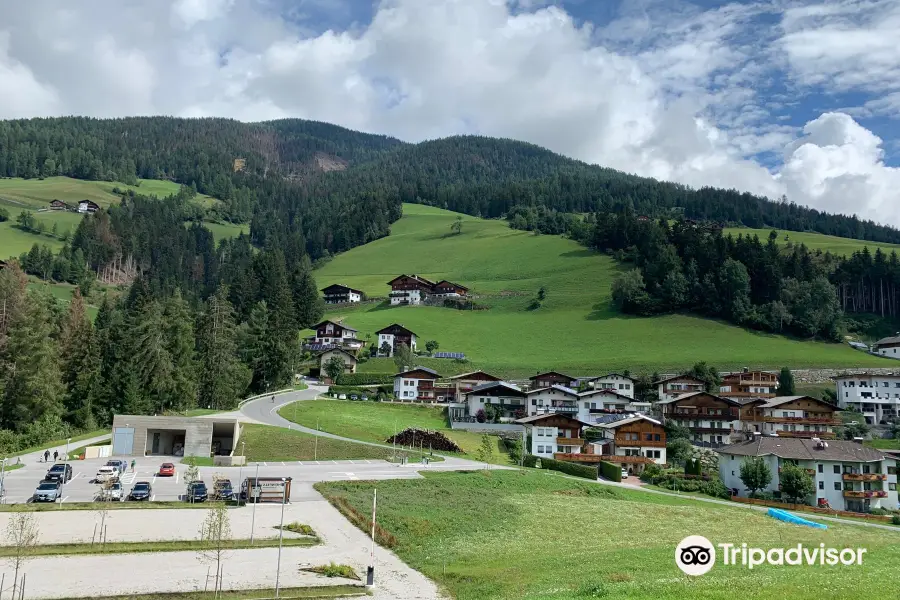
[
  {"xmin": 656, "ymin": 392, "xmax": 742, "ymax": 445},
  {"xmin": 835, "ymin": 373, "xmax": 900, "ymax": 425}
]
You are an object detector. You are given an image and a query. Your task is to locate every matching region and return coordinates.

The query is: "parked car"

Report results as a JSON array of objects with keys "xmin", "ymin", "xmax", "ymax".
[
  {"xmin": 32, "ymin": 479, "xmax": 62, "ymax": 503},
  {"xmin": 621, "ymin": 468, "xmax": 628, "ymax": 479},
  {"xmin": 45, "ymin": 463, "xmax": 73, "ymax": 483},
  {"xmin": 212, "ymin": 479, "xmax": 234, "ymax": 501},
  {"xmin": 95, "ymin": 466, "xmax": 120, "ymax": 483},
  {"xmin": 128, "ymin": 481, "xmax": 153, "ymax": 501},
  {"xmin": 158, "ymin": 463, "xmax": 176, "ymax": 477},
  {"xmin": 95, "ymin": 480, "xmax": 123, "ymax": 502},
  {"xmin": 106, "ymin": 459, "xmax": 127, "ymax": 474},
  {"xmin": 186, "ymin": 481, "xmax": 208, "ymax": 503}
]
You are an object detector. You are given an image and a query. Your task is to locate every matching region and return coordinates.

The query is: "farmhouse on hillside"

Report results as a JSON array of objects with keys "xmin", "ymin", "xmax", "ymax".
[
  {"xmin": 719, "ymin": 369, "xmax": 778, "ymax": 398},
  {"xmin": 872, "ymin": 335, "xmax": 900, "ymax": 359},
  {"xmin": 317, "ymin": 347, "xmax": 358, "ymax": 380},
  {"xmin": 393, "ymin": 366, "xmax": 440, "ymax": 401},
  {"xmin": 307, "ymin": 320, "xmax": 362, "ymax": 350},
  {"xmin": 655, "ymin": 374, "xmax": 707, "ymax": 402},
  {"xmin": 321, "ymin": 284, "xmax": 364, "ymax": 304},
  {"xmin": 591, "ymin": 414, "xmax": 667, "ymax": 470},
  {"xmin": 528, "ymin": 371, "xmax": 578, "ymax": 390},
  {"xmin": 387, "ymin": 274, "xmax": 469, "ymax": 306},
  {"xmin": 49, "ymin": 199, "xmax": 71, "ymax": 211},
  {"xmin": 376, "ymin": 323, "xmax": 417, "ymax": 356},
  {"xmin": 465, "ymin": 381, "xmax": 527, "ymax": 420},
  {"xmin": 836, "ymin": 372, "xmax": 900, "ymax": 425},
  {"xmin": 717, "ymin": 436, "xmax": 898, "ymax": 512},
  {"xmin": 77, "ymin": 200, "xmax": 100, "ymax": 213},
  {"xmin": 515, "ymin": 413, "xmax": 592, "ymax": 460}
]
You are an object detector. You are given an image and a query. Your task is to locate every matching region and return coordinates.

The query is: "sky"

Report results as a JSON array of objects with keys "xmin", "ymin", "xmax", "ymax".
[{"xmin": 1, "ymin": 0, "xmax": 899, "ymax": 225}]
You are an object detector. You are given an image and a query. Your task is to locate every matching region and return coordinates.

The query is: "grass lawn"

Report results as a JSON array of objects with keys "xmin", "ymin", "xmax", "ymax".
[
  {"xmin": 0, "ymin": 176, "xmax": 214, "ymax": 210},
  {"xmin": 180, "ymin": 408, "xmax": 228, "ymax": 417},
  {"xmin": 317, "ymin": 470, "xmax": 900, "ymax": 600},
  {"xmin": 241, "ymin": 423, "xmax": 422, "ymax": 462},
  {"xmin": 0, "ymin": 536, "xmax": 319, "ymax": 558},
  {"xmin": 182, "ymin": 456, "xmax": 215, "ymax": 466},
  {"xmin": 202, "ymin": 220, "xmax": 249, "ymax": 244},
  {"xmin": 314, "ymin": 204, "xmax": 892, "ymax": 377},
  {"xmin": 0, "ymin": 220, "xmax": 66, "ymax": 258},
  {"xmin": 725, "ymin": 226, "xmax": 900, "ymax": 258},
  {"xmin": 54, "ymin": 586, "xmax": 367, "ymax": 600},
  {"xmin": 279, "ymin": 400, "xmax": 513, "ymax": 464},
  {"xmin": 2, "ymin": 428, "xmax": 108, "ymax": 462},
  {"xmin": 866, "ymin": 438, "xmax": 900, "ymax": 450}
]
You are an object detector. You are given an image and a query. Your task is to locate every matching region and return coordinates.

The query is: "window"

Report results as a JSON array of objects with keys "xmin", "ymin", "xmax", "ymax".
[
  {"xmin": 531, "ymin": 399, "xmax": 537, "ymax": 406},
  {"xmin": 834, "ymin": 482, "xmax": 841, "ymax": 491},
  {"xmin": 889, "ymin": 467, "xmax": 897, "ymax": 475},
  {"xmin": 818, "ymin": 464, "xmax": 823, "ymax": 473},
  {"xmin": 645, "ymin": 433, "xmax": 653, "ymax": 441},
  {"xmin": 537, "ymin": 445, "xmax": 544, "ymax": 453},
  {"xmin": 890, "ymin": 483, "xmax": 897, "ymax": 491},
  {"xmin": 818, "ymin": 481, "xmax": 824, "ymax": 490},
  {"xmin": 625, "ymin": 384, "xmax": 631, "ymax": 390},
  {"xmin": 619, "ymin": 384, "xmax": 624, "ymax": 390}
]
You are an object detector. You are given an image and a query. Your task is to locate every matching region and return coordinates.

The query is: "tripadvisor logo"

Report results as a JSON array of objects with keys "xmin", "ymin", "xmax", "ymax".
[{"xmin": 675, "ymin": 536, "xmax": 867, "ymax": 576}]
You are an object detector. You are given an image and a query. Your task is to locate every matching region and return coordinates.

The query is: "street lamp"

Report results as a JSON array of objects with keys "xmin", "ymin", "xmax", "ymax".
[
  {"xmin": 250, "ymin": 463, "xmax": 260, "ymax": 544},
  {"xmin": 274, "ymin": 477, "xmax": 287, "ymax": 598}
]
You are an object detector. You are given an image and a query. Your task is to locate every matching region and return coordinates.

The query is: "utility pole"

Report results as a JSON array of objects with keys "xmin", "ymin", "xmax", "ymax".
[
  {"xmin": 250, "ymin": 463, "xmax": 260, "ymax": 543},
  {"xmin": 274, "ymin": 478, "xmax": 287, "ymax": 598},
  {"xmin": 366, "ymin": 488, "xmax": 377, "ymax": 587}
]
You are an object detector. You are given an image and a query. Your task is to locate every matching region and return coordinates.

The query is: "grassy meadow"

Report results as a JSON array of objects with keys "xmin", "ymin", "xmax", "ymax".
[
  {"xmin": 317, "ymin": 470, "xmax": 900, "ymax": 600},
  {"xmin": 279, "ymin": 400, "xmax": 513, "ymax": 464},
  {"xmin": 725, "ymin": 226, "xmax": 900, "ymax": 257},
  {"xmin": 314, "ymin": 204, "xmax": 892, "ymax": 377}
]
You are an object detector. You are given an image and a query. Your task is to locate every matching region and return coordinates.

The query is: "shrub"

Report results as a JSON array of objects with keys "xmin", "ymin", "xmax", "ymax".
[
  {"xmin": 522, "ymin": 454, "xmax": 538, "ymax": 468},
  {"xmin": 701, "ymin": 477, "xmax": 731, "ymax": 499},
  {"xmin": 335, "ymin": 372, "xmax": 394, "ymax": 386},
  {"xmin": 597, "ymin": 460, "xmax": 621, "ymax": 483},
  {"xmin": 892, "ymin": 515, "xmax": 900, "ymax": 526},
  {"xmin": 302, "ymin": 563, "xmax": 360, "ymax": 580},
  {"xmin": 538, "ymin": 456, "xmax": 598, "ymax": 480},
  {"xmin": 640, "ymin": 464, "xmax": 663, "ymax": 482}
]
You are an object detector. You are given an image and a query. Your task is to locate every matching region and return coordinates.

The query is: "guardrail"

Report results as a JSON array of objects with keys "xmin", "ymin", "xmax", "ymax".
[{"xmin": 237, "ymin": 387, "xmax": 303, "ymax": 408}]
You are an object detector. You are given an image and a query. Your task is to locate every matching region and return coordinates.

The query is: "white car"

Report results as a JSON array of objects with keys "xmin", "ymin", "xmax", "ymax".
[
  {"xmin": 106, "ymin": 481, "xmax": 123, "ymax": 501},
  {"xmin": 621, "ymin": 468, "xmax": 628, "ymax": 479},
  {"xmin": 95, "ymin": 466, "xmax": 120, "ymax": 483}
]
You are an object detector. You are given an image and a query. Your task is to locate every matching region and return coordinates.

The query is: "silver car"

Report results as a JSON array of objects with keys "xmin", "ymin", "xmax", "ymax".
[{"xmin": 33, "ymin": 480, "xmax": 62, "ymax": 502}]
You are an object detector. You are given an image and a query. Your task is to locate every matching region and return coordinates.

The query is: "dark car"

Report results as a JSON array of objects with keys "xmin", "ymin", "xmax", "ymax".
[
  {"xmin": 128, "ymin": 481, "xmax": 153, "ymax": 501},
  {"xmin": 186, "ymin": 481, "xmax": 208, "ymax": 503},
  {"xmin": 33, "ymin": 479, "xmax": 62, "ymax": 502},
  {"xmin": 212, "ymin": 479, "xmax": 234, "ymax": 501},
  {"xmin": 45, "ymin": 463, "xmax": 72, "ymax": 483}
]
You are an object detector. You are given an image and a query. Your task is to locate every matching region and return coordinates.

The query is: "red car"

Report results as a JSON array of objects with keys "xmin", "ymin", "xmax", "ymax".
[{"xmin": 158, "ymin": 463, "xmax": 176, "ymax": 477}]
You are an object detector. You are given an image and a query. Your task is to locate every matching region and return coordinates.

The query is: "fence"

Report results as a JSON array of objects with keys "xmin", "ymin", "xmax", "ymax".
[{"xmin": 730, "ymin": 496, "xmax": 894, "ymax": 522}]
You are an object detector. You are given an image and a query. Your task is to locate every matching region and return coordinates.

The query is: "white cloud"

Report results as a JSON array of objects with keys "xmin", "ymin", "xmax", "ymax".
[{"xmin": 0, "ymin": 0, "xmax": 898, "ymax": 225}]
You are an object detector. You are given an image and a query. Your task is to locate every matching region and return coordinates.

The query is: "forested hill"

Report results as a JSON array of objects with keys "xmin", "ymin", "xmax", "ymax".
[{"xmin": 2, "ymin": 117, "xmax": 899, "ymax": 250}]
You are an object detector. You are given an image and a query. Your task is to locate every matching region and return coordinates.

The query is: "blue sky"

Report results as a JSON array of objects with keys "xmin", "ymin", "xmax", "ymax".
[{"xmin": 1, "ymin": 0, "xmax": 899, "ymax": 223}]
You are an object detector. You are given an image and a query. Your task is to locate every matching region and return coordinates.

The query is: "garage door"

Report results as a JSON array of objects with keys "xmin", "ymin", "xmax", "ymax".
[{"xmin": 113, "ymin": 427, "xmax": 135, "ymax": 455}]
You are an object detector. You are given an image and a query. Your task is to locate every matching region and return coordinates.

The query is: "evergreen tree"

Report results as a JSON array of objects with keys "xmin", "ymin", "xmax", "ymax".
[
  {"xmin": 162, "ymin": 291, "xmax": 199, "ymax": 412},
  {"xmin": 291, "ymin": 255, "xmax": 324, "ymax": 329},
  {"xmin": 130, "ymin": 300, "xmax": 174, "ymax": 413},
  {"xmin": 778, "ymin": 367, "xmax": 796, "ymax": 396},
  {"xmin": 198, "ymin": 286, "xmax": 250, "ymax": 410},
  {"xmin": 59, "ymin": 290, "xmax": 100, "ymax": 429}
]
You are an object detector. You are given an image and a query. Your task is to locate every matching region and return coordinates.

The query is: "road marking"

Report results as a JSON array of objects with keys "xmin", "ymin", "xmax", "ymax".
[
  {"xmin": 152, "ymin": 474, "xmax": 157, "ymax": 484},
  {"xmin": 73, "ymin": 472, "xmax": 83, "ymax": 480},
  {"xmin": 263, "ymin": 462, "xmax": 268, "ymax": 467},
  {"xmin": 297, "ymin": 462, "xmax": 304, "ymax": 466},
  {"xmin": 175, "ymin": 472, "xmax": 179, "ymax": 484},
  {"xmin": 151, "ymin": 495, "xmax": 156, "ymax": 502},
  {"xmin": 281, "ymin": 462, "xmax": 285, "ymax": 466},
  {"xmin": 60, "ymin": 496, "xmax": 68, "ymax": 503},
  {"xmin": 364, "ymin": 460, "xmax": 373, "ymax": 464}
]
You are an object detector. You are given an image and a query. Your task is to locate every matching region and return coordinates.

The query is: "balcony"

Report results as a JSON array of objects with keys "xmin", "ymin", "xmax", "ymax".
[
  {"xmin": 843, "ymin": 490, "xmax": 888, "ymax": 499},
  {"xmin": 671, "ymin": 409, "xmax": 739, "ymax": 419},
  {"xmin": 554, "ymin": 453, "xmax": 653, "ymax": 464},
  {"xmin": 688, "ymin": 427, "xmax": 732, "ymax": 434},
  {"xmin": 842, "ymin": 473, "xmax": 888, "ymax": 482},
  {"xmin": 551, "ymin": 405, "xmax": 579, "ymax": 413},
  {"xmin": 556, "ymin": 437, "xmax": 584, "ymax": 446},
  {"xmin": 615, "ymin": 437, "xmax": 666, "ymax": 447},
  {"xmin": 773, "ymin": 430, "xmax": 837, "ymax": 439},
  {"xmin": 758, "ymin": 415, "xmax": 841, "ymax": 425}
]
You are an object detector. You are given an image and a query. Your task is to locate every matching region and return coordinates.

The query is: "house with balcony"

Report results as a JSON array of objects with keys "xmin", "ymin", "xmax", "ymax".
[
  {"xmin": 526, "ymin": 385, "xmax": 580, "ymax": 416},
  {"xmin": 528, "ymin": 371, "xmax": 578, "ymax": 390},
  {"xmin": 740, "ymin": 396, "xmax": 841, "ymax": 439},
  {"xmin": 308, "ymin": 320, "xmax": 361, "ymax": 349},
  {"xmin": 872, "ymin": 335, "xmax": 900, "ymax": 359},
  {"xmin": 835, "ymin": 373, "xmax": 900, "ymax": 425},
  {"xmin": 515, "ymin": 413, "xmax": 591, "ymax": 460},
  {"xmin": 393, "ymin": 367, "xmax": 441, "ymax": 402},
  {"xmin": 717, "ymin": 437, "xmax": 898, "ymax": 513},
  {"xmin": 591, "ymin": 414, "xmax": 667, "ymax": 472},
  {"xmin": 655, "ymin": 375, "xmax": 707, "ymax": 403},
  {"xmin": 657, "ymin": 392, "xmax": 742, "ymax": 446},
  {"xmin": 432, "ymin": 280, "xmax": 469, "ymax": 298},
  {"xmin": 446, "ymin": 371, "xmax": 502, "ymax": 402},
  {"xmin": 577, "ymin": 389, "xmax": 649, "ymax": 421},
  {"xmin": 585, "ymin": 373, "xmax": 635, "ymax": 398},
  {"xmin": 719, "ymin": 370, "xmax": 779, "ymax": 399},
  {"xmin": 376, "ymin": 323, "xmax": 418, "ymax": 356},
  {"xmin": 387, "ymin": 274, "xmax": 435, "ymax": 305},
  {"xmin": 321, "ymin": 284, "xmax": 364, "ymax": 304},
  {"xmin": 465, "ymin": 382, "xmax": 527, "ymax": 420}
]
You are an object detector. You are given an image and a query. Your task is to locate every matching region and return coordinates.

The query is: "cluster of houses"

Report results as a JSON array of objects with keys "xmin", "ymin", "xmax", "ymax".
[
  {"xmin": 320, "ymin": 275, "xmax": 468, "ymax": 306},
  {"xmin": 49, "ymin": 199, "xmax": 100, "ymax": 213},
  {"xmin": 305, "ymin": 320, "xmax": 422, "ymax": 371}
]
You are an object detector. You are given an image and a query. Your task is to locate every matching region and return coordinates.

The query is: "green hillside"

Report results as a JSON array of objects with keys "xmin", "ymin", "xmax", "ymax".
[
  {"xmin": 725, "ymin": 226, "xmax": 900, "ymax": 257},
  {"xmin": 314, "ymin": 204, "xmax": 891, "ymax": 376}
]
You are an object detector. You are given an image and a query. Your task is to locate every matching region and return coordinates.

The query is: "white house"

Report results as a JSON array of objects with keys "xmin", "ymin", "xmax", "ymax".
[
  {"xmin": 321, "ymin": 284, "xmax": 363, "ymax": 304},
  {"xmin": 464, "ymin": 382, "xmax": 527, "ymax": 420},
  {"xmin": 591, "ymin": 414, "xmax": 667, "ymax": 468},
  {"xmin": 515, "ymin": 413, "xmax": 592, "ymax": 460},
  {"xmin": 655, "ymin": 375, "xmax": 706, "ymax": 403},
  {"xmin": 310, "ymin": 320, "xmax": 359, "ymax": 347},
  {"xmin": 526, "ymin": 385, "xmax": 580, "ymax": 417},
  {"xmin": 376, "ymin": 323, "xmax": 417, "ymax": 356},
  {"xmin": 587, "ymin": 373, "xmax": 635, "ymax": 398},
  {"xmin": 717, "ymin": 436, "xmax": 898, "ymax": 512},
  {"xmin": 872, "ymin": 335, "xmax": 900, "ymax": 359},
  {"xmin": 77, "ymin": 200, "xmax": 99, "ymax": 213},
  {"xmin": 387, "ymin": 274, "xmax": 435, "ymax": 306},
  {"xmin": 835, "ymin": 373, "xmax": 900, "ymax": 425},
  {"xmin": 393, "ymin": 367, "xmax": 440, "ymax": 402},
  {"xmin": 576, "ymin": 389, "xmax": 650, "ymax": 422}
]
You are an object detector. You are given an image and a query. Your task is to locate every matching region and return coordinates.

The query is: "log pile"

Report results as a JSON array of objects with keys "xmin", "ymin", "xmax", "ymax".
[{"xmin": 385, "ymin": 428, "xmax": 462, "ymax": 453}]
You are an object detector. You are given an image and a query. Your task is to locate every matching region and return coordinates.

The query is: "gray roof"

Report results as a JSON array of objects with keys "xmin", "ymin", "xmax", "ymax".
[
  {"xmin": 515, "ymin": 413, "xmax": 593, "ymax": 427},
  {"xmin": 394, "ymin": 366, "xmax": 440, "ymax": 377},
  {"xmin": 653, "ymin": 374, "xmax": 706, "ymax": 385},
  {"xmin": 760, "ymin": 396, "xmax": 833, "ymax": 409},
  {"xmin": 598, "ymin": 414, "xmax": 661, "ymax": 429},
  {"xmin": 715, "ymin": 438, "xmax": 889, "ymax": 462},
  {"xmin": 577, "ymin": 388, "xmax": 632, "ymax": 401},
  {"xmin": 874, "ymin": 336, "xmax": 900, "ymax": 346},
  {"xmin": 730, "ymin": 397, "xmax": 767, "ymax": 406},
  {"xmin": 468, "ymin": 381, "xmax": 524, "ymax": 395}
]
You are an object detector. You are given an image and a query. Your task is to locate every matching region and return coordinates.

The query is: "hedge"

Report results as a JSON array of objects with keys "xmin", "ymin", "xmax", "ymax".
[
  {"xmin": 523, "ymin": 454, "xmax": 538, "ymax": 468},
  {"xmin": 335, "ymin": 373, "xmax": 395, "ymax": 386},
  {"xmin": 539, "ymin": 457, "xmax": 598, "ymax": 480},
  {"xmin": 327, "ymin": 385, "xmax": 392, "ymax": 398},
  {"xmin": 597, "ymin": 460, "xmax": 622, "ymax": 483}
]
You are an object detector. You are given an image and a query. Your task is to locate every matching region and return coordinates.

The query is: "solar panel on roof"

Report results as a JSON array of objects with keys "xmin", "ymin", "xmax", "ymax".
[{"xmin": 434, "ymin": 351, "xmax": 466, "ymax": 359}]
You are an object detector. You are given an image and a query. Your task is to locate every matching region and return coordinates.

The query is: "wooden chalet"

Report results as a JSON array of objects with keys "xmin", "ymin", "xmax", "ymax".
[
  {"xmin": 393, "ymin": 366, "xmax": 440, "ymax": 401},
  {"xmin": 446, "ymin": 370, "xmax": 502, "ymax": 402},
  {"xmin": 321, "ymin": 284, "xmax": 364, "ymax": 304},
  {"xmin": 432, "ymin": 280, "xmax": 468, "ymax": 297},
  {"xmin": 655, "ymin": 374, "xmax": 706, "ymax": 402},
  {"xmin": 657, "ymin": 392, "xmax": 742, "ymax": 446},
  {"xmin": 317, "ymin": 348, "xmax": 358, "ymax": 381},
  {"xmin": 515, "ymin": 413, "xmax": 591, "ymax": 459},
  {"xmin": 387, "ymin": 274, "xmax": 435, "ymax": 305},
  {"xmin": 719, "ymin": 370, "xmax": 778, "ymax": 398},
  {"xmin": 466, "ymin": 382, "xmax": 527, "ymax": 420},
  {"xmin": 592, "ymin": 414, "xmax": 667, "ymax": 472},
  {"xmin": 528, "ymin": 371, "xmax": 578, "ymax": 390},
  {"xmin": 77, "ymin": 200, "xmax": 100, "ymax": 214},
  {"xmin": 740, "ymin": 395, "xmax": 841, "ymax": 439},
  {"xmin": 49, "ymin": 199, "xmax": 71, "ymax": 211},
  {"xmin": 309, "ymin": 320, "xmax": 359, "ymax": 347}
]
